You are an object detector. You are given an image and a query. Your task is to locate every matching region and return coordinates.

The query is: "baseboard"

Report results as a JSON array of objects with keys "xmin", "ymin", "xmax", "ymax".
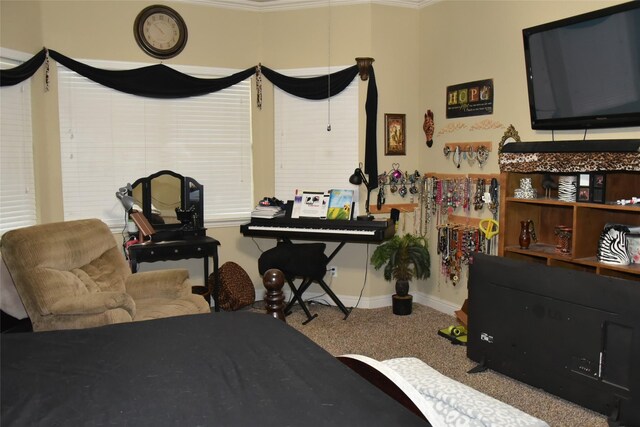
[
  {"xmin": 412, "ymin": 291, "xmax": 459, "ymax": 317},
  {"xmin": 257, "ymin": 287, "xmax": 460, "ymax": 317}
]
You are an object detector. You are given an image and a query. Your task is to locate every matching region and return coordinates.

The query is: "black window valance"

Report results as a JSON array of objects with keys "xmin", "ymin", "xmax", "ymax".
[
  {"xmin": 0, "ymin": 48, "xmax": 378, "ymax": 188},
  {"xmin": 0, "ymin": 48, "xmax": 254, "ymax": 97},
  {"xmin": 261, "ymin": 65, "xmax": 358, "ymax": 99},
  {"xmin": 0, "ymin": 48, "xmax": 47, "ymax": 87},
  {"xmin": 49, "ymin": 50, "xmax": 255, "ymax": 99}
]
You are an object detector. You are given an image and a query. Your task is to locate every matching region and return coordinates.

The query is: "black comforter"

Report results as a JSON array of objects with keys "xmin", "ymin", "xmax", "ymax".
[{"xmin": 1, "ymin": 312, "xmax": 426, "ymax": 426}]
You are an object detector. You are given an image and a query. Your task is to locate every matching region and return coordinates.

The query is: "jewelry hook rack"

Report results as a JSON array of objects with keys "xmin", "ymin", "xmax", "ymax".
[{"xmin": 442, "ymin": 141, "xmax": 493, "ymax": 168}]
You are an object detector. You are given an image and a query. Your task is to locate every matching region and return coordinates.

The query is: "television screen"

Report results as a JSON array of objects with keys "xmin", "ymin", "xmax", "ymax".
[
  {"xmin": 467, "ymin": 254, "xmax": 640, "ymax": 425},
  {"xmin": 523, "ymin": 2, "xmax": 640, "ymax": 130}
]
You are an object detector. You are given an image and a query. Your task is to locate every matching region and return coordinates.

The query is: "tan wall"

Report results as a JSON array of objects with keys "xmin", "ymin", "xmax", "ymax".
[
  {"xmin": 416, "ymin": 0, "xmax": 639, "ymax": 308},
  {"xmin": 2, "ymin": 0, "xmax": 638, "ymax": 311}
]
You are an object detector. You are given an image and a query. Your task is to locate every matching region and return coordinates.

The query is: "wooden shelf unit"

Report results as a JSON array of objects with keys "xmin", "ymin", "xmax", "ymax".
[{"xmin": 498, "ymin": 171, "xmax": 640, "ymax": 282}]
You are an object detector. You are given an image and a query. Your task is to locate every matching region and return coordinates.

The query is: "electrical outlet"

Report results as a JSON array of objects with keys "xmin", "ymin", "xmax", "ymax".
[{"xmin": 329, "ymin": 266, "xmax": 337, "ymax": 277}]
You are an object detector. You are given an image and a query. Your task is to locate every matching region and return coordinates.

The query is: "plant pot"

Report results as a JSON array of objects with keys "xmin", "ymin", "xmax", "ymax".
[
  {"xmin": 395, "ymin": 279, "xmax": 410, "ymax": 297},
  {"xmin": 392, "ymin": 294, "xmax": 412, "ymax": 315}
]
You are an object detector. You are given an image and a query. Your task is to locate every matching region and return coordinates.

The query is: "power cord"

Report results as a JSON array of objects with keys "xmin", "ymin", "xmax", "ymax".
[
  {"xmin": 307, "ymin": 298, "xmax": 331, "ymax": 307},
  {"xmin": 251, "ymin": 237, "xmax": 265, "ymax": 253},
  {"xmin": 302, "ymin": 244, "xmax": 371, "ymax": 310},
  {"xmin": 121, "ymin": 211, "xmax": 129, "ymax": 258},
  {"xmin": 352, "ymin": 243, "xmax": 370, "ymax": 309}
]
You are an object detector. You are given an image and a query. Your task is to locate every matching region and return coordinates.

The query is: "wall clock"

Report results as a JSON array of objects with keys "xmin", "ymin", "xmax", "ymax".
[{"xmin": 134, "ymin": 5, "xmax": 188, "ymax": 59}]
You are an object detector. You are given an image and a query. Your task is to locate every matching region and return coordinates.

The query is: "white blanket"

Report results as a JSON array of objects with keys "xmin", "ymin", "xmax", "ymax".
[{"xmin": 341, "ymin": 354, "xmax": 549, "ymax": 427}]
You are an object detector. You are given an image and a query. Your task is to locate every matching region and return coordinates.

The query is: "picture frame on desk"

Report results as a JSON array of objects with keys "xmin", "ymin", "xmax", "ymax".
[
  {"xmin": 130, "ymin": 211, "xmax": 155, "ymax": 241},
  {"xmin": 591, "ymin": 173, "xmax": 606, "ymax": 204},
  {"xmin": 295, "ymin": 191, "xmax": 329, "ymax": 219},
  {"xmin": 576, "ymin": 173, "xmax": 606, "ymax": 203},
  {"xmin": 577, "ymin": 173, "xmax": 590, "ymax": 202},
  {"xmin": 577, "ymin": 187, "xmax": 590, "ymax": 202},
  {"xmin": 326, "ymin": 189, "xmax": 354, "ymax": 220}
]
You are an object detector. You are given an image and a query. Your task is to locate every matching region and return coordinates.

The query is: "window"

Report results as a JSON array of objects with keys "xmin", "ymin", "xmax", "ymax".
[
  {"xmin": 274, "ymin": 67, "xmax": 359, "ymax": 212},
  {"xmin": 0, "ymin": 51, "xmax": 36, "ymax": 234},
  {"xmin": 56, "ymin": 62, "xmax": 253, "ymax": 229}
]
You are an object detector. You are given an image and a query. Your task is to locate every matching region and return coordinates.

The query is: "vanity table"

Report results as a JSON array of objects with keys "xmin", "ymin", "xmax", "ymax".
[
  {"xmin": 128, "ymin": 237, "xmax": 220, "ymax": 310},
  {"xmin": 126, "ymin": 170, "xmax": 221, "ymax": 311}
]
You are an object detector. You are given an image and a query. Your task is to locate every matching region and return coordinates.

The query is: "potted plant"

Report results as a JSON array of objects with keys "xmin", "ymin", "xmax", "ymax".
[{"xmin": 370, "ymin": 233, "xmax": 430, "ymax": 315}]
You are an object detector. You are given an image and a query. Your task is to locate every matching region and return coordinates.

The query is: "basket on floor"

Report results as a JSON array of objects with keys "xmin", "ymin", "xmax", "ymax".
[{"xmin": 208, "ymin": 261, "xmax": 255, "ymax": 311}]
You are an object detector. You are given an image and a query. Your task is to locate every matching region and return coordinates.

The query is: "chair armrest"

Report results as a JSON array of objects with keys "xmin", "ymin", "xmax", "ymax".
[
  {"xmin": 49, "ymin": 292, "xmax": 136, "ymax": 317},
  {"xmin": 125, "ymin": 269, "xmax": 191, "ymax": 300}
]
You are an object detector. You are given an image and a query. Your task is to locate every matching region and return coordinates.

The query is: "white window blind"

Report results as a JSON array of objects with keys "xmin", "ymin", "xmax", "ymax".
[
  {"xmin": 274, "ymin": 69, "xmax": 359, "ymax": 211},
  {"xmin": 0, "ymin": 55, "xmax": 36, "ymax": 234},
  {"xmin": 57, "ymin": 63, "xmax": 253, "ymax": 229}
]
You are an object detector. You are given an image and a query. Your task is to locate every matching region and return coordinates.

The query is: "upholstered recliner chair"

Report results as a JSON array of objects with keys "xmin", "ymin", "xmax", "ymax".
[{"xmin": 1, "ymin": 219, "xmax": 210, "ymax": 331}]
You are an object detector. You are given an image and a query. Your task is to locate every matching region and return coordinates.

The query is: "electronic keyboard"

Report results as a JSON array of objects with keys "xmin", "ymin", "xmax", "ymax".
[{"xmin": 240, "ymin": 217, "xmax": 394, "ymax": 243}]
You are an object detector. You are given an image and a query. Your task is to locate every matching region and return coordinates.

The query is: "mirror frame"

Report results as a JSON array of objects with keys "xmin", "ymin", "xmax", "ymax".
[
  {"xmin": 130, "ymin": 170, "xmax": 204, "ymax": 230},
  {"xmin": 499, "ymin": 124, "xmax": 522, "ymax": 153}
]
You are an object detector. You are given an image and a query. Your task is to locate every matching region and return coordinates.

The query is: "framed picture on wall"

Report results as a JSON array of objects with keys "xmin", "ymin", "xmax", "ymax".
[{"xmin": 384, "ymin": 113, "xmax": 406, "ymax": 155}]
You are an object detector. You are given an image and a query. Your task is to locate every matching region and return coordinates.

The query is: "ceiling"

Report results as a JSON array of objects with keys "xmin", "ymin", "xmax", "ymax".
[{"xmin": 176, "ymin": 0, "xmax": 438, "ymax": 12}]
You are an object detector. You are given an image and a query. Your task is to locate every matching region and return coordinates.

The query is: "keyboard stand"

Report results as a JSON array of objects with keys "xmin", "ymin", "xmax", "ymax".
[
  {"xmin": 284, "ymin": 275, "xmax": 352, "ymax": 321},
  {"xmin": 282, "ymin": 238, "xmax": 352, "ymax": 321},
  {"xmin": 284, "ymin": 276, "xmax": 318, "ymax": 324},
  {"xmin": 243, "ymin": 217, "xmax": 394, "ymax": 323},
  {"xmin": 258, "ymin": 238, "xmax": 353, "ymax": 324},
  {"xmin": 327, "ymin": 242, "xmax": 346, "ymax": 263}
]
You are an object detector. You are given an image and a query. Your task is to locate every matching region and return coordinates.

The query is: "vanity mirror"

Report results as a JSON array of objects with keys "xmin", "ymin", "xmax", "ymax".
[{"xmin": 130, "ymin": 170, "xmax": 204, "ymax": 232}]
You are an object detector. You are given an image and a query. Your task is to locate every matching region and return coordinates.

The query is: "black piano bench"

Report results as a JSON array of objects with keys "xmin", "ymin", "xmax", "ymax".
[{"xmin": 258, "ymin": 242, "xmax": 352, "ymax": 324}]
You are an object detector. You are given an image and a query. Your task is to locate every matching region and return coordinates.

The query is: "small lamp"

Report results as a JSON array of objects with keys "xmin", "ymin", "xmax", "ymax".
[
  {"xmin": 115, "ymin": 183, "xmax": 135, "ymax": 212},
  {"xmin": 115, "ymin": 184, "xmax": 153, "ymax": 243},
  {"xmin": 349, "ymin": 164, "xmax": 374, "ymax": 221}
]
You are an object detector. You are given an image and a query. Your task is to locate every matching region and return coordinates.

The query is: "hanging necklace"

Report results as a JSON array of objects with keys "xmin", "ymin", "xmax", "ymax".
[
  {"xmin": 474, "ymin": 178, "xmax": 485, "ymax": 210},
  {"xmin": 489, "ymin": 177, "xmax": 499, "ymax": 219},
  {"xmin": 452, "ymin": 146, "xmax": 462, "ymax": 168}
]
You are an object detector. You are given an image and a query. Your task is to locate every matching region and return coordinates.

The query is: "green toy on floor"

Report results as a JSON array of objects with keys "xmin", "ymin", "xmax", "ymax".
[{"xmin": 438, "ymin": 325, "xmax": 467, "ymax": 345}]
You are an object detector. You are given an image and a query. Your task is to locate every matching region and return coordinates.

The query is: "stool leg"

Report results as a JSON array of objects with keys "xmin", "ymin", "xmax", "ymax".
[
  {"xmin": 283, "ymin": 277, "xmax": 304, "ymax": 314},
  {"xmin": 295, "ymin": 278, "xmax": 314, "ymax": 298},
  {"xmin": 284, "ymin": 277, "xmax": 317, "ymax": 324},
  {"xmin": 317, "ymin": 278, "xmax": 352, "ymax": 319}
]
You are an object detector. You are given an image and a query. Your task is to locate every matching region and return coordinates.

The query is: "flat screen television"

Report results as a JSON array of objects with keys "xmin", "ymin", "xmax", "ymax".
[
  {"xmin": 467, "ymin": 254, "xmax": 640, "ymax": 426},
  {"xmin": 523, "ymin": 2, "xmax": 640, "ymax": 130}
]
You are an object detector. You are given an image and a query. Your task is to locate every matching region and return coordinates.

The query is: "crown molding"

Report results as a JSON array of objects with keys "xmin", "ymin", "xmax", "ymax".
[{"xmin": 173, "ymin": 0, "xmax": 441, "ymax": 12}]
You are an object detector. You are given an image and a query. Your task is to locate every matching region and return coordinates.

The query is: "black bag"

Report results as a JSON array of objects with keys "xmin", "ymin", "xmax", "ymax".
[{"xmin": 258, "ymin": 242, "xmax": 328, "ymax": 279}]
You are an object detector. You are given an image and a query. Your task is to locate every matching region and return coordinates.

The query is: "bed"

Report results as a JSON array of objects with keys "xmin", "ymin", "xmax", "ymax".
[
  {"xmin": 1, "ymin": 310, "xmax": 429, "ymax": 426},
  {"xmin": 2, "ymin": 269, "xmax": 548, "ymax": 427}
]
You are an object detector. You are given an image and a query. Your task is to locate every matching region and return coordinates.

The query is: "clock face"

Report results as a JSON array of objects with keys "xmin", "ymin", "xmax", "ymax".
[
  {"xmin": 134, "ymin": 5, "xmax": 188, "ymax": 59},
  {"xmin": 144, "ymin": 13, "xmax": 179, "ymax": 50}
]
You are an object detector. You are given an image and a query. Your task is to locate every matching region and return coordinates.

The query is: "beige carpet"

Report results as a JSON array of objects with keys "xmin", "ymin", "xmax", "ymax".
[{"xmin": 261, "ymin": 302, "xmax": 608, "ymax": 427}]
